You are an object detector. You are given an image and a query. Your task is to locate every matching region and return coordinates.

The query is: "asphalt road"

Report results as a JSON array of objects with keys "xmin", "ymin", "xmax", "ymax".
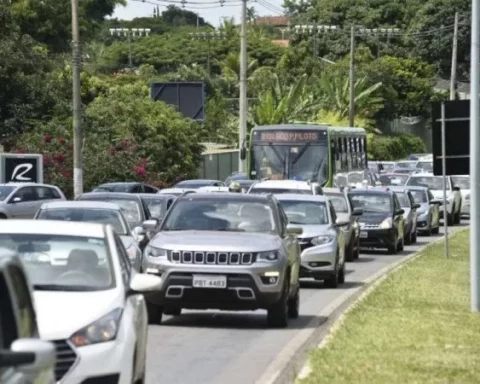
[{"xmin": 145, "ymin": 222, "xmax": 468, "ymax": 384}]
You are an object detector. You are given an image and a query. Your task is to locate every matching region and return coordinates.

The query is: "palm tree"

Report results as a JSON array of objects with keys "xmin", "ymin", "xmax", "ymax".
[{"xmin": 247, "ymin": 7, "xmax": 257, "ymax": 24}]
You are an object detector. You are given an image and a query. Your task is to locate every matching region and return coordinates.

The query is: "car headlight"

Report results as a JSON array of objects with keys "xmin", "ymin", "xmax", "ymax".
[
  {"xmin": 311, "ymin": 235, "xmax": 335, "ymax": 246},
  {"xmin": 144, "ymin": 245, "xmax": 167, "ymax": 259},
  {"xmin": 257, "ymin": 251, "xmax": 279, "ymax": 262},
  {"xmin": 379, "ymin": 218, "xmax": 393, "ymax": 229},
  {"xmin": 70, "ymin": 308, "xmax": 123, "ymax": 347}
]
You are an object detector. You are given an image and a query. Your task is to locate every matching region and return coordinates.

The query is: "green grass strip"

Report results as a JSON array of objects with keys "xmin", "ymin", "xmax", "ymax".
[{"xmin": 301, "ymin": 229, "xmax": 480, "ymax": 384}]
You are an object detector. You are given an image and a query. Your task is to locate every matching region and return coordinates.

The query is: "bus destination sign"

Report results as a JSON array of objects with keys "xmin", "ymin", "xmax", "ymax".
[{"xmin": 256, "ymin": 130, "xmax": 321, "ymax": 142}]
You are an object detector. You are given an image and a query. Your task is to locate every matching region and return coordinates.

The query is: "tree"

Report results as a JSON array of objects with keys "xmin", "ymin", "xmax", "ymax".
[{"xmin": 161, "ymin": 6, "xmax": 206, "ymax": 27}]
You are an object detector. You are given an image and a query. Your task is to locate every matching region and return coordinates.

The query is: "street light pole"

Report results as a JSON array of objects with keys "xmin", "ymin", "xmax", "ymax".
[
  {"xmin": 450, "ymin": 12, "xmax": 459, "ymax": 100},
  {"xmin": 109, "ymin": 28, "xmax": 151, "ymax": 68},
  {"xmin": 349, "ymin": 25, "xmax": 355, "ymax": 127},
  {"xmin": 189, "ymin": 31, "xmax": 227, "ymax": 74},
  {"xmin": 239, "ymin": 0, "xmax": 248, "ymax": 173},
  {"xmin": 71, "ymin": 0, "xmax": 83, "ymax": 198}
]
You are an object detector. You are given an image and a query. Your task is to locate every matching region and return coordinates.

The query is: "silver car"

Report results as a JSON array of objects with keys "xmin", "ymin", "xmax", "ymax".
[
  {"xmin": 276, "ymin": 194, "xmax": 349, "ymax": 288},
  {"xmin": 0, "ymin": 183, "xmax": 66, "ymax": 219},
  {"xmin": 405, "ymin": 186, "xmax": 442, "ymax": 235},
  {"xmin": 451, "ymin": 175, "xmax": 470, "ymax": 217},
  {"xmin": 34, "ymin": 201, "xmax": 143, "ymax": 270},
  {"xmin": 388, "ymin": 187, "xmax": 420, "ymax": 245},
  {"xmin": 323, "ymin": 187, "xmax": 363, "ymax": 261},
  {"xmin": 141, "ymin": 193, "xmax": 303, "ymax": 328}
]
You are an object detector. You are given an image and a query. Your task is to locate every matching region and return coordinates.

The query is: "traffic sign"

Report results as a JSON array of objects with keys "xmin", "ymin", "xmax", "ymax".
[
  {"xmin": 431, "ymin": 100, "xmax": 470, "ymax": 176},
  {"xmin": 0, "ymin": 153, "xmax": 43, "ymax": 183}
]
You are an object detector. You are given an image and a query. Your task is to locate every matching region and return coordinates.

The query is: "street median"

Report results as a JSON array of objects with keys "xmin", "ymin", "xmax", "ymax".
[{"xmin": 298, "ymin": 228, "xmax": 480, "ymax": 383}]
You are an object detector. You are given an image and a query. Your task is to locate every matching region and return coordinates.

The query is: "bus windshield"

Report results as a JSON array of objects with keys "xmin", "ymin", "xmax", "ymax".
[{"xmin": 252, "ymin": 144, "xmax": 329, "ymax": 183}]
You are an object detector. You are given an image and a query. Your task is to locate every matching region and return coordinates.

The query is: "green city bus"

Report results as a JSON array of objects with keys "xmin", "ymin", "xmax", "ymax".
[{"xmin": 241, "ymin": 123, "xmax": 368, "ymax": 187}]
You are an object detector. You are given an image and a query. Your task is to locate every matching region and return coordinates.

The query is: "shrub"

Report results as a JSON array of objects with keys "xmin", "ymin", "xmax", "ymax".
[{"xmin": 368, "ymin": 133, "xmax": 426, "ymax": 160}]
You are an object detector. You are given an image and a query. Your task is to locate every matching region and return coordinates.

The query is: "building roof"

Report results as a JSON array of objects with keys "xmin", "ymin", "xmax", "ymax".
[{"xmin": 252, "ymin": 16, "xmax": 290, "ymax": 26}]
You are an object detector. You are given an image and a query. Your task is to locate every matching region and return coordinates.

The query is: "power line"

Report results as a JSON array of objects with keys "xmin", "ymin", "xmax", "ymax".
[{"xmin": 253, "ymin": 0, "xmax": 284, "ymax": 15}]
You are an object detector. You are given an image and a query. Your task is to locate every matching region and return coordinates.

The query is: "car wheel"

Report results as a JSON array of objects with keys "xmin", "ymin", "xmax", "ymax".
[
  {"xmin": 287, "ymin": 285, "xmax": 300, "ymax": 319},
  {"xmin": 146, "ymin": 302, "xmax": 163, "ymax": 325},
  {"xmin": 338, "ymin": 263, "xmax": 345, "ymax": 284},
  {"xmin": 411, "ymin": 229, "xmax": 417, "ymax": 244},
  {"xmin": 447, "ymin": 207, "xmax": 455, "ymax": 226},
  {"xmin": 387, "ymin": 237, "xmax": 397, "ymax": 254},
  {"xmin": 267, "ymin": 279, "xmax": 289, "ymax": 328},
  {"xmin": 404, "ymin": 228, "xmax": 412, "ymax": 245},
  {"xmin": 354, "ymin": 237, "xmax": 360, "ymax": 259},
  {"xmin": 346, "ymin": 239, "xmax": 355, "ymax": 262},
  {"xmin": 397, "ymin": 237, "xmax": 404, "ymax": 251},
  {"xmin": 324, "ymin": 257, "xmax": 340, "ymax": 288},
  {"xmin": 454, "ymin": 209, "xmax": 461, "ymax": 224},
  {"xmin": 134, "ymin": 358, "xmax": 146, "ymax": 384},
  {"xmin": 432, "ymin": 225, "xmax": 440, "ymax": 234}
]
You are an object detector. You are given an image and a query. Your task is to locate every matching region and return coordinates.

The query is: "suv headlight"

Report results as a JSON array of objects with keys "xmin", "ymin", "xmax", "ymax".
[
  {"xmin": 379, "ymin": 218, "xmax": 392, "ymax": 229},
  {"xmin": 145, "ymin": 245, "xmax": 167, "ymax": 259},
  {"xmin": 257, "ymin": 251, "xmax": 279, "ymax": 262},
  {"xmin": 70, "ymin": 308, "xmax": 123, "ymax": 347},
  {"xmin": 311, "ymin": 235, "xmax": 335, "ymax": 246}
]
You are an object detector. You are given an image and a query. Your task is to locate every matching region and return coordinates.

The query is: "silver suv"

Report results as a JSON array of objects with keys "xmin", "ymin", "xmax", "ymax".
[{"xmin": 142, "ymin": 193, "xmax": 303, "ymax": 327}]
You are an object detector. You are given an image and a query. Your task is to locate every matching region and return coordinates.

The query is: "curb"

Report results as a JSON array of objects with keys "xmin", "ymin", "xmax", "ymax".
[{"xmin": 256, "ymin": 227, "xmax": 468, "ymax": 384}]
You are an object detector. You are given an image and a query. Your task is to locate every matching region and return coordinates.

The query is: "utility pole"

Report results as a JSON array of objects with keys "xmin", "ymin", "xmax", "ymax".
[
  {"xmin": 189, "ymin": 31, "xmax": 226, "ymax": 74},
  {"xmin": 450, "ymin": 12, "xmax": 459, "ymax": 100},
  {"xmin": 71, "ymin": 0, "xmax": 83, "ymax": 198},
  {"xmin": 109, "ymin": 28, "xmax": 151, "ymax": 68},
  {"xmin": 470, "ymin": 0, "xmax": 480, "ymax": 312},
  {"xmin": 349, "ymin": 25, "xmax": 355, "ymax": 127},
  {"xmin": 239, "ymin": 0, "xmax": 248, "ymax": 172}
]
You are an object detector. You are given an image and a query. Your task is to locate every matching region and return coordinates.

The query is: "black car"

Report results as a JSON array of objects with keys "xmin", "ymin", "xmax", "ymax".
[
  {"xmin": 388, "ymin": 186, "xmax": 421, "ymax": 245},
  {"xmin": 136, "ymin": 193, "xmax": 176, "ymax": 221},
  {"xmin": 92, "ymin": 182, "xmax": 158, "ymax": 194},
  {"xmin": 348, "ymin": 188, "xmax": 405, "ymax": 254},
  {"xmin": 76, "ymin": 192, "xmax": 158, "ymax": 250}
]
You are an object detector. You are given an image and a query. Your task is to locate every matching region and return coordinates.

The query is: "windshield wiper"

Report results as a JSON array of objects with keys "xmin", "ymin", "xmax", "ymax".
[{"xmin": 33, "ymin": 284, "xmax": 103, "ymax": 292}]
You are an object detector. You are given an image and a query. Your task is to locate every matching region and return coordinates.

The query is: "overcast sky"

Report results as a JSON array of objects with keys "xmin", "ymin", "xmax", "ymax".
[{"xmin": 110, "ymin": 0, "xmax": 285, "ymax": 27}]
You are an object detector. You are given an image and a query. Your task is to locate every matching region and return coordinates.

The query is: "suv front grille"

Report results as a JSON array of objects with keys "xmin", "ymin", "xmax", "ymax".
[
  {"xmin": 52, "ymin": 339, "xmax": 77, "ymax": 381},
  {"xmin": 360, "ymin": 223, "xmax": 380, "ymax": 229},
  {"xmin": 168, "ymin": 251, "xmax": 256, "ymax": 265}
]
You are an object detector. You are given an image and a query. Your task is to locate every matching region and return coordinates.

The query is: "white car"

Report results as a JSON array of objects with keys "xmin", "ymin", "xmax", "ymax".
[
  {"xmin": 275, "ymin": 194, "xmax": 348, "ymax": 288},
  {"xmin": 451, "ymin": 175, "xmax": 470, "ymax": 217},
  {"xmin": 0, "ymin": 220, "xmax": 162, "ymax": 384},
  {"xmin": 247, "ymin": 180, "xmax": 322, "ymax": 195}
]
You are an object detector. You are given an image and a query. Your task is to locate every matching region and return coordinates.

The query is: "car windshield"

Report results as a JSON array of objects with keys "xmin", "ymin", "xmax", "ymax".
[
  {"xmin": 406, "ymin": 176, "xmax": 446, "ymax": 190},
  {"xmin": 36, "ymin": 208, "xmax": 128, "ymax": 235},
  {"xmin": 325, "ymin": 194, "xmax": 349, "ymax": 213},
  {"xmin": 250, "ymin": 188, "xmax": 312, "ymax": 195},
  {"xmin": 452, "ymin": 176, "xmax": 470, "ymax": 189},
  {"xmin": 416, "ymin": 161, "xmax": 433, "ymax": 172},
  {"xmin": 162, "ymin": 199, "xmax": 276, "ymax": 233},
  {"xmin": 378, "ymin": 174, "xmax": 409, "ymax": 186},
  {"xmin": 0, "ymin": 234, "xmax": 114, "ymax": 291},
  {"xmin": 410, "ymin": 190, "xmax": 428, "ymax": 203},
  {"xmin": 279, "ymin": 201, "xmax": 329, "ymax": 225},
  {"xmin": 0, "ymin": 186, "xmax": 14, "ymax": 201},
  {"xmin": 94, "ymin": 184, "xmax": 132, "ymax": 192},
  {"xmin": 396, "ymin": 161, "xmax": 416, "ymax": 169},
  {"xmin": 394, "ymin": 192, "xmax": 410, "ymax": 207},
  {"xmin": 143, "ymin": 198, "xmax": 166, "ymax": 219},
  {"xmin": 78, "ymin": 197, "xmax": 142, "ymax": 228},
  {"xmin": 349, "ymin": 193, "xmax": 392, "ymax": 213},
  {"xmin": 380, "ymin": 163, "xmax": 395, "ymax": 172}
]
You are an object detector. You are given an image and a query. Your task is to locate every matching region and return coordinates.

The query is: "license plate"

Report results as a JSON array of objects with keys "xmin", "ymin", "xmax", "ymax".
[
  {"xmin": 192, "ymin": 275, "xmax": 227, "ymax": 289},
  {"xmin": 359, "ymin": 231, "xmax": 368, "ymax": 238}
]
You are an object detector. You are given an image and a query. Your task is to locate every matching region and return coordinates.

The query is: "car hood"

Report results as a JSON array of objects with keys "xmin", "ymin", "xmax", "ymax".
[
  {"xmin": 418, "ymin": 203, "xmax": 430, "ymax": 212},
  {"xmin": 296, "ymin": 224, "xmax": 333, "ymax": 239},
  {"xmin": 359, "ymin": 212, "xmax": 391, "ymax": 224},
  {"xmin": 34, "ymin": 289, "xmax": 121, "ymax": 340},
  {"xmin": 150, "ymin": 231, "xmax": 282, "ymax": 252}
]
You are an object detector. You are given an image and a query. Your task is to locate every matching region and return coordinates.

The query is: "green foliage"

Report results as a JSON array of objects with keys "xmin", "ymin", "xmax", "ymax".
[{"xmin": 367, "ymin": 133, "xmax": 426, "ymax": 160}]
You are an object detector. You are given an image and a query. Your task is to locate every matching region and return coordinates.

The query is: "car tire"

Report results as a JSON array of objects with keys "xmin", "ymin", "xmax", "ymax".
[
  {"xmin": 397, "ymin": 237, "xmax": 404, "ymax": 251},
  {"xmin": 404, "ymin": 229, "xmax": 412, "ymax": 245},
  {"xmin": 447, "ymin": 209, "xmax": 455, "ymax": 226},
  {"xmin": 338, "ymin": 263, "xmax": 345, "ymax": 284},
  {"xmin": 346, "ymin": 239, "xmax": 355, "ymax": 262},
  {"xmin": 146, "ymin": 302, "xmax": 163, "ymax": 325},
  {"xmin": 287, "ymin": 285, "xmax": 300, "ymax": 319},
  {"xmin": 454, "ymin": 209, "xmax": 461, "ymax": 224},
  {"xmin": 411, "ymin": 229, "xmax": 417, "ymax": 244},
  {"xmin": 387, "ymin": 236, "xmax": 397, "ymax": 254},
  {"xmin": 432, "ymin": 225, "xmax": 440, "ymax": 234},
  {"xmin": 354, "ymin": 237, "xmax": 360, "ymax": 259},
  {"xmin": 267, "ymin": 280, "xmax": 289, "ymax": 328},
  {"xmin": 324, "ymin": 257, "xmax": 340, "ymax": 288}
]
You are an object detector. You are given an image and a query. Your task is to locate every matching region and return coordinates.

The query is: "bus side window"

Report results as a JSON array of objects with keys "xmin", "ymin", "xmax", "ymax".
[
  {"xmin": 360, "ymin": 137, "xmax": 366, "ymax": 167},
  {"xmin": 353, "ymin": 137, "xmax": 358, "ymax": 168},
  {"xmin": 347, "ymin": 137, "xmax": 352, "ymax": 169},
  {"xmin": 331, "ymin": 139, "xmax": 337, "ymax": 173},
  {"xmin": 342, "ymin": 138, "xmax": 348, "ymax": 169},
  {"xmin": 337, "ymin": 138, "xmax": 343, "ymax": 171}
]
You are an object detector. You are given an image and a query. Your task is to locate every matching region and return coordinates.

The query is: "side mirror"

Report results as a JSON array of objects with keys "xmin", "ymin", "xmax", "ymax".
[
  {"xmin": 132, "ymin": 226, "xmax": 146, "ymax": 242},
  {"xmin": 453, "ymin": 186, "xmax": 461, "ymax": 191},
  {"xmin": 375, "ymin": 181, "xmax": 382, "ymax": 186},
  {"xmin": 352, "ymin": 207, "xmax": 363, "ymax": 216},
  {"xmin": 396, "ymin": 208, "xmax": 405, "ymax": 215},
  {"xmin": 128, "ymin": 273, "xmax": 162, "ymax": 294},
  {"xmin": 240, "ymin": 146, "xmax": 246, "ymax": 160},
  {"xmin": 285, "ymin": 224, "xmax": 303, "ymax": 236},
  {"xmin": 1, "ymin": 339, "xmax": 56, "ymax": 373},
  {"xmin": 430, "ymin": 199, "xmax": 442, "ymax": 205},
  {"xmin": 142, "ymin": 219, "xmax": 158, "ymax": 231},
  {"xmin": 334, "ymin": 219, "xmax": 350, "ymax": 228},
  {"xmin": 413, "ymin": 203, "xmax": 421, "ymax": 209},
  {"xmin": 12, "ymin": 197, "xmax": 22, "ymax": 203}
]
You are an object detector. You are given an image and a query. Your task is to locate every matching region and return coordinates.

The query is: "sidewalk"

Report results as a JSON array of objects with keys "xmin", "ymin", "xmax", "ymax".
[{"xmin": 299, "ymin": 229, "xmax": 480, "ymax": 383}]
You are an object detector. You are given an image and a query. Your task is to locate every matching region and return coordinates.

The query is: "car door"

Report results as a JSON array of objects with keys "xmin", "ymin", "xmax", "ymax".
[
  {"xmin": 277, "ymin": 203, "xmax": 299, "ymax": 284},
  {"xmin": 328, "ymin": 202, "xmax": 345, "ymax": 263},
  {"xmin": 7, "ymin": 187, "xmax": 38, "ymax": 218},
  {"xmin": 32, "ymin": 186, "xmax": 61, "ymax": 214},
  {"xmin": 407, "ymin": 191, "xmax": 418, "ymax": 231},
  {"xmin": 428, "ymin": 190, "xmax": 440, "ymax": 227},
  {"xmin": 114, "ymin": 234, "xmax": 147, "ymax": 374},
  {"xmin": 449, "ymin": 177, "xmax": 462, "ymax": 214},
  {"xmin": 392, "ymin": 194, "xmax": 404, "ymax": 241}
]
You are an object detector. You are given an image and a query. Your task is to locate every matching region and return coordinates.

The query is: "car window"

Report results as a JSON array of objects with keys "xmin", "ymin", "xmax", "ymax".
[
  {"xmin": 35, "ymin": 186, "xmax": 60, "ymax": 200},
  {"xmin": 0, "ymin": 271, "xmax": 17, "ymax": 348},
  {"xmin": 130, "ymin": 185, "xmax": 142, "ymax": 193},
  {"xmin": 350, "ymin": 193, "xmax": 392, "ymax": 213},
  {"xmin": 410, "ymin": 190, "xmax": 428, "ymax": 203},
  {"xmin": 279, "ymin": 201, "xmax": 329, "ymax": 225},
  {"xmin": 0, "ymin": 186, "xmax": 15, "ymax": 201},
  {"xmin": 7, "ymin": 266, "xmax": 36, "ymax": 338},
  {"xmin": 78, "ymin": 197, "xmax": 142, "ymax": 229},
  {"xmin": 144, "ymin": 199, "xmax": 165, "ymax": 219},
  {"xmin": 394, "ymin": 192, "xmax": 411, "ymax": 208},
  {"xmin": 393, "ymin": 194, "xmax": 401, "ymax": 211},
  {"xmin": 143, "ymin": 185, "xmax": 157, "ymax": 193},
  {"xmin": 11, "ymin": 187, "xmax": 36, "ymax": 202},
  {"xmin": 329, "ymin": 202, "xmax": 337, "ymax": 223},
  {"xmin": 114, "ymin": 234, "xmax": 131, "ymax": 285},
  {"xmin": 327, "ymin": 194, "xmax": 349, "ymax": 213},
  {"xmin": 428, "ymin": 190, "xmax": 435, "ymax": 201},
  {"xmin": 407, "ymin": 176, "xmax": 446, "ymax": 190}
]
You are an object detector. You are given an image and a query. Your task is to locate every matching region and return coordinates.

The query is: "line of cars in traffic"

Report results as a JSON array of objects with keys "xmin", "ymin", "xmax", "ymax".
[{"xmin": 0, "ymin": 165, "xmax": 470, "ymax": 383}]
